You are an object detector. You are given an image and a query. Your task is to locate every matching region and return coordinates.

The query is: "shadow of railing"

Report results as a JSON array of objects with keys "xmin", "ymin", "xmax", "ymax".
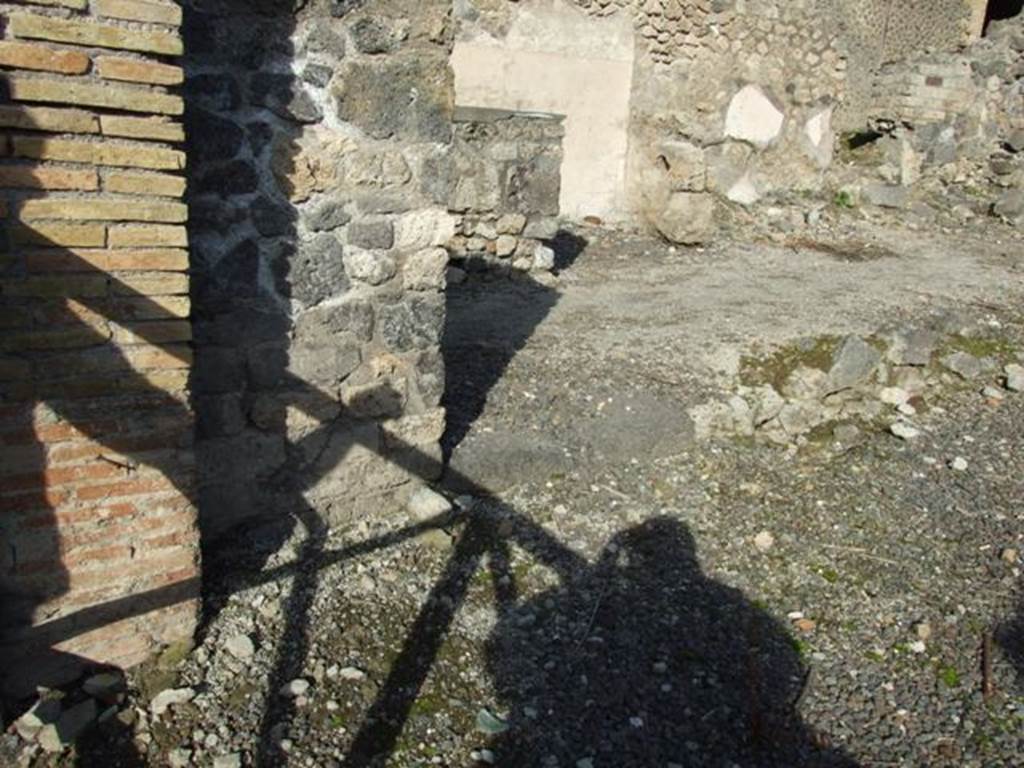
[
  {"xmin": 2, "ymin": 4, "xmax": 860, "ymax": 765},
  {"xmin": 2, "ymin": 228, "xmax": 859, "ymax": 766}
]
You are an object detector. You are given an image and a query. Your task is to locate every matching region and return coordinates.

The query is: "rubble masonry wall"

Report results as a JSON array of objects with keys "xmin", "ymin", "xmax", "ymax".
[{"xmin": 184, "ymin": 0, "xmax": 456, "ymax": 540}]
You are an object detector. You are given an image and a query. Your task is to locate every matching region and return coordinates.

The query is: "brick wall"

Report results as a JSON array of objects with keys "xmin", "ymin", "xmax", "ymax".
[
  {"xmin": 872, "ymin": 57, "xmax": 978, "ymax": 126},
  {"xmin": 0, "ymin": 0, "xmax": 199, "ymax": 700}
]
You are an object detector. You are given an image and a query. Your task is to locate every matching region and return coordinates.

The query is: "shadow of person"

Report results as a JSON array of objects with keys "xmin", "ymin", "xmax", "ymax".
[{"xmin": 484, "ymin": 517, "xmax": 858, "ymax": 768}]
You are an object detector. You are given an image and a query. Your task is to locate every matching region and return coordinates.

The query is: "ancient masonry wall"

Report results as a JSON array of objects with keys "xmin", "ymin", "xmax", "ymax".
[
  {"xmin": 618, "ymin": 0, "xmax": 846, "ymax": 236},
  {"xmin": 446, "ymin": 108, "xmax": 565, "ymax": 274},
  {"xmin": 183, "ymin": 0, "xmax": 455, "ymax": 540},
  {"xmin": 0, "ymin": 0, "xmax": 199, "ymax": 697},
  {"xmin": 872, "ymin": 57, "xmax": 979, "ymax": 127},
  {"xmin": 828, "ymin": 0, "xmax": 983, "ymax": 129}
]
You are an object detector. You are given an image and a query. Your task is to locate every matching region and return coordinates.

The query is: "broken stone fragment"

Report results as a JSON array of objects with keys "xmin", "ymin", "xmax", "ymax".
[
  {"xmin": 879, "ymin": 387, "xmax": 911, "ymax": 406},
  {"xmin": 280, "ymin": 679, "xmax": 310, "ymax": 699},
  {"xmin": 994, "ymin": 189, "xmax": 1024, "ymax": 226},
  {"xmin": 151, "ymin": 687, "xmax": 195, "ymax": 717},
  {"xmin": 407, "ymin": 485, "xmax": 452, "ymax": 521},
  {"xmin": 38, "ymin": 699, "xmax": 99, "ymax": 753},
  {"xmin": 941, "ymin": 351, "xmax": 995, "ymax": 380},
  {"xmin": 651, "ymin": 191, "xmax": 714, "ymax": 245},
  {"xmin": 1005, "ymin": 363, "xmax": 1024, "ymax": 392},
  {"xmin": 724, "ymin": 173, "xmax": 761, "ymax": 206},
  {"xmin": 803, "ymin": 106, "xmax": 834, "ymax": 169},
  {"xmin": 522, "ymin": 216, "xmax": 560, "ymax": 240},
  {"xmin": 889, "ymin": 422, "xmax": 920, "ymax": 440},
  {"xmin": 1006, "ymin": 129, "xmax": 1024, "ymax": 153},
  {"xmin": 338, "ymin": 666, "xmax": 367, "ymax": 681},
  {"xmin": 983, "ymin": 385, "xmax": 1006, "ymax": 401},
  {"xmin": 778, "ymin": 401, "xmax": 825, "ymax": 436},
  {"xmin": 14, "ymin": 697, "xmax": 62, "ymax": 742},
  {"xmin": 826, "ymin": 336, "xmax": 882, "ymax": 394},
  {"xmin": 782, "ymin": 365, "xmax": 827, "ymax": 401},
  {"xmin": 862, "ymin": 183, "xmax": 908, "ymax": 209},
  {"xmin": 753, "ymin": 530, "xmax": 775, "ymax": 552},
  {"xmin": 749, "ymin": 384, "xmax": 785, "ymax": 426},
  {"xmin": 833, "ymin": 423, "xmax": 861, "ymax": 445},
  {"xmin": 82, "ymin": 671, "xmax": 126, "ymax": 700},
  {"xmin": 727, "ymin": 395, "xmax": 755, "ymax": 436},
  {"xmin": 533, "ymin": 243, "xmax": 556, "ymax": 271},
  {"xmin": 225, "ymin": 634, "xmax": 255, "ymax": 661},
  {"xmin": 688, "ymin": 401, "xmax": 734, "ymax": 440},
  {"xmin": 886, "ymin": 327, "xmax": 937, "ymax": 366},
  {"xmin": 725, "ymin": 84, "xmax": 785, "ymax": 148}
]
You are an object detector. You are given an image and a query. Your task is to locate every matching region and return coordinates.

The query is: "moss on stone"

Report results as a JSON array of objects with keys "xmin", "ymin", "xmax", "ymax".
[
  {"xmin": 740, "ymin": 336, "xmax": 840, "ymax": 391},
  {"xmin": 942, "ymin": 333, "xmax": 1016, "ymax": 362}
]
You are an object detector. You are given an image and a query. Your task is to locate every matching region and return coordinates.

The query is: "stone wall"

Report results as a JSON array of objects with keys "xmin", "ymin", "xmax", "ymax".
[
  {"xmin": 0, "ymin": 0, "xmax": 199, "ymax": 699},
  {"xmin": 623, "ymin": 0, "xmax": 844, "ymax": 239},
  {"xmin": 453, "ymin": 0, "xmax": 993, "ymax": 233},
  {"xmin": 832, "ymin": 11, "xmax": 1024, "ymax": 208},
  {"xmin": 445, "ymin": 107, "xmax": 564, "ymax": 274},
  {"xmin": 183, "ymin": 0, "xmax": 455, "ymax": 541},
  {"xmin": 574, "ymin": 0, "xmax": 845, "ymax": 84},
  {"xmin": 830, "ymin": 0, "xmax": 983, "ymax": 129}
]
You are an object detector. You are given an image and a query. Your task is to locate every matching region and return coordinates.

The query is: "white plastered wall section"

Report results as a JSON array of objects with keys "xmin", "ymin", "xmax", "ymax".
[{"xmin": 451, "ymin": 0, "xmax": 635, "ymax": 222}]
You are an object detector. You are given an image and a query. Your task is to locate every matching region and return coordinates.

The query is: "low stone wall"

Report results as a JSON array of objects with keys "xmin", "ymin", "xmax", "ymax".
[
  {"xmin": 445, "ymin": 108, "xmax": 564, "ymax": 274},
  {"xmin": 0, "ymin": 0, "xmax": 199, "ymax": 699}
]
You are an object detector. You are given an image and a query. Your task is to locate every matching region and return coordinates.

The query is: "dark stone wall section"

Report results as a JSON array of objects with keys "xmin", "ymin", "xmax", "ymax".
[{"xmin": 182, "ymin": 0, "xmax": 455, "ymax": 541}]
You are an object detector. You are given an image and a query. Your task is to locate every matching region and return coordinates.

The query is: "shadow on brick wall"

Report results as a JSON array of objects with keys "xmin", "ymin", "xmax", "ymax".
[{"xmin": 0, "ymin": 164, "xmax": 196, "ymax": 765}]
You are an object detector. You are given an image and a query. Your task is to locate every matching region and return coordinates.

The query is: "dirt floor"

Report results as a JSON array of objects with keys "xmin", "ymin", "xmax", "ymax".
[{"xmin": 6, "ymin": 216, "xmax": 1024, "ymax": 767}]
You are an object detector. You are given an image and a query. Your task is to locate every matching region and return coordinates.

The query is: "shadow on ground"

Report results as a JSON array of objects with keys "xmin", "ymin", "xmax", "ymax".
[
  {"xmin": 441, "ymin": 230, "xmax": 586, "ymax": 459},
  {"xmin": 0, "ymin": 2, "xmax": 855, "ymax": 762},
  {"xmin": 485, "ymin": 517, "xmax": 856, "ymax": 767}
]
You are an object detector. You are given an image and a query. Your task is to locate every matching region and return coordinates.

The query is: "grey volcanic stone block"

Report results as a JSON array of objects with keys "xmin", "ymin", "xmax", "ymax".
[
  {"xmin": 289, "ymin": 234, "xmax": 350, "ymax": 306},
  {"xmin": 334, "ymin": 55, "xmax": 452, "ymax": 142}
]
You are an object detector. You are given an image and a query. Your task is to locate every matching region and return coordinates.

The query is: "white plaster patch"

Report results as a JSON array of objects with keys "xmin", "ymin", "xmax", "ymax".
[
  {"xmin": 726, "ymin": 174, "xmax": 760, "ymax": 206},
  {"xmin": 805, "ymin": 112, "xmax": 825, "ymax": 147},
  {"xmin": 452, "ymin": 0, "xmax": 635, "ymax": 221},
  {"xmin": 725, "ymin": 85, "xmax": 785, "ymax": 148},
  {"xmin": 803, "ymin": 106, "xmax": 834, "ymax": 169}
]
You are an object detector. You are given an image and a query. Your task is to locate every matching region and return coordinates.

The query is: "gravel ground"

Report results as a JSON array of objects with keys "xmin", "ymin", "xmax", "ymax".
[{"xmin": 4, "ymin": 219, "xmax": 1024, "ymax": 767}]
